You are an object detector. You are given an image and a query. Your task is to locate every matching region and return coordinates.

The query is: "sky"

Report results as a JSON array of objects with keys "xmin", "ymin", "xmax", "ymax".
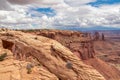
[{"xmin": 0, "ymin": 0, "xmax": 120, "ymax": 30}]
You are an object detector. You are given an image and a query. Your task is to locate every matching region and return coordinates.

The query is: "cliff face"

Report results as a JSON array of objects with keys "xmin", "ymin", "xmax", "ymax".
[
  {"xmin": 0, "ymin": 31, "xmax": 58, "ymax": 80},
  {"xmin": 0, "ymin": 48, "xmax": 58, "ymax": 80},
  {"xmin": 94, "ymin": 40, "xmax": 120, "ymax": 71},
  {"xmin": 28, "ymin": 30, "xmax": 95, "ymax": 60},
  {"xmin": 25, "ymin": 29, "xmax": 120, "ymax": 80},
  {"xmin": 0, "ymin": 30, "xmax": 106, "ymax": 80}
]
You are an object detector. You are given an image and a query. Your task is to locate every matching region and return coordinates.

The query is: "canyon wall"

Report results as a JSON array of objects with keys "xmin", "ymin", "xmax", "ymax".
[
  {"xmin": 0, "ymin": 30, "xmax": 106, "ymax": 80},
  {"xmin": 0, "ymin": 29, "xmax": 120, "ymax": 80},
  {"xmin": 25, "ymin": 29, "xmax": 120, "ymax": 80},
  {"xmin": 27, "ymin": 30, "xmax": 94, "ymax": 60}
]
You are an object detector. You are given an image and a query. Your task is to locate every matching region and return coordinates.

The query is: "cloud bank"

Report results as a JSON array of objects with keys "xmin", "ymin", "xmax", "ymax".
[{"xmin": 0, "ymin": 0, "xmax": 120, "ymax": 29}]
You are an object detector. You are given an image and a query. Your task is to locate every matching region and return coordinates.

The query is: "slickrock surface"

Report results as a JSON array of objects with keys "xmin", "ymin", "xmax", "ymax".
[
  {"xmin": 84, "ymin": 58, "xmax": 120, "ymax": 80},
  {"xmin": 0, "ymin": 30, "xmax": 105, "ymax": 80},
  {"xmin": 25, "ymin": 29, "xmax": 120, "ymax": 80},
  {"xmin": 0, "ymin": 46, "xmax": 58, "ymax": 80}
]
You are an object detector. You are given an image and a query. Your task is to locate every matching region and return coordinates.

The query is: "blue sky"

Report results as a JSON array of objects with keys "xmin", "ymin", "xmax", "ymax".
[
  {"xmin": 0, "ymin": 0, "xmax": 120, "ymax": 30},
  {"xmin": 34, "ymin": 7, "xmax": 56, "ymax": 17},
  {"xmin": 88, "ymin": 0, "xmax": 120, "ymax": 7}
]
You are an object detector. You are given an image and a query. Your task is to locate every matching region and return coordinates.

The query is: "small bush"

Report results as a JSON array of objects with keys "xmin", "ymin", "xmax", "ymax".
[
  {"xmin": 26, "ymin": 63, "xmax": 33, "ymax": 74},
  {"xmin": 66, "ymin": 61, "xmax": 73, "ymax": 69},
  {"xmin": 27, "ymin": 68, "xmax": 32, "ymax": 74},
  {"xmin": 34, "ymin": 37, "xmax": 38, "ymax": 40},
  {"xmin": 38, "ymin": 64, "xmax": 41, "ymax": 66},
  {"xmin": 0, "ymin": 53, "xmax": 7, "ymax": 61}
]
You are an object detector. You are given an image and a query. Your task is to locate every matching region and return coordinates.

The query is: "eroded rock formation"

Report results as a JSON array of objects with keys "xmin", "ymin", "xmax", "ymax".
[
  {"xmin": 0, "ymin": 48, "xmax": 58, "ymax": 80},
  {"xmin": 26, "ymin": 30, "xmax": 94, "ymax": 60},
  {"xmin": 93, "ymin": 31, "xmax": 105, "ymax": 41},
  {"xmin": 93, "ymin": 32, "xmax": 100, "ymax": 40},
  {"xmin": 25, "ymin": 29, "xmax": 120, "ymax": 80},
  {"xmin": 0, "ymin": 30, "xmax": 106, "ymax": 80}
]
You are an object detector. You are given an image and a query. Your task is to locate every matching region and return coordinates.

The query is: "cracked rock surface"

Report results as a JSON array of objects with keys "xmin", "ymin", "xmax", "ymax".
[{"xmin": 0, "ymin": 31, "xmax": 106, "ymax": 80}]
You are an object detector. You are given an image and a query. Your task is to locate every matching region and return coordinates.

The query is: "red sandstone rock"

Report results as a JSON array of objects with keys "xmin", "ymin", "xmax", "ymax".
[
  {"xmin": 0, "ymin": 30, "xmax": 105, "ymax": 80},
  {"xmin": 25, "ymin": 29, "xmax": 120, "ymax": 80}
]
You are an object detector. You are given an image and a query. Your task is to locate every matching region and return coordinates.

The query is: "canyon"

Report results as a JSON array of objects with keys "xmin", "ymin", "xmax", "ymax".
[
  {"xmin": 0, "ymin": 29, "xmax": 119, "ymax": 80},
  {"xmin": 24, "ymin": 29, "xmax": 120, "ymax": 80}
]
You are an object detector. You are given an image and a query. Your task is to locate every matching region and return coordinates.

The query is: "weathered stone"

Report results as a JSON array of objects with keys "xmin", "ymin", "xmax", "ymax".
[
  {"xmin": 26, "ymin": 29, "xmax": 120, "ymax": 80},
  {"xmin": 0, "ymin": 31, "xmax": 105, "ymax": 80}
]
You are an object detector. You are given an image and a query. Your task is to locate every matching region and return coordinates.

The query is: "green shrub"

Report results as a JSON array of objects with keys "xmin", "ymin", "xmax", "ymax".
[
  {"xmin": 66, "ymin": 61, "xmax": 73, "ymax": 69},
  {"xmin": 26, "ymin": 63, "xmax": 33, "ymax": 74},
  {"xmin": 27, "ymin": 68, "xmax": 32, "ymax": 74},
  {"xmin": 38, "ymin": 64, "xmax": 41, "ymax": 66},
  {"xmin": 0, "ymin": 53, "xmax": 7, "ymax": 61},
  {"xmin": 34, "ymin": 37, "xmax": 38, "ymax": 40}
]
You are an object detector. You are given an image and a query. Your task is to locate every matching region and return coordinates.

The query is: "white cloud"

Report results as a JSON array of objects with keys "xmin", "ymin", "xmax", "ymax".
[
  {"xmin": 8, "ymin": 0, "xmax": 64, "ymax": 5},
  {"xmin": 0, "ymin": 0, "xmax": 120, "ymax": 29},
  {"xmin": 0, "ymin": 0, "xmax": 13, "ymax": 10},
  {"xmin": 64, "ymin": 0, "xmax": 96, "ymax": 6}
]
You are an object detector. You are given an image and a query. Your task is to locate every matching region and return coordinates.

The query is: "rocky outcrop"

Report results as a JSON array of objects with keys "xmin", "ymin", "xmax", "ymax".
[
  {"xmin": 101, "ymin": 33, "xmax": 105, "ymax": 41},
  {"xmin": 26, "ymin": 30, "xmax": 94, "ymax": 60},
  {"xmin": 0, "ymin": 48, "xmax": 58, "ymax": 80},
  {"xmin": 25, "ymin": 29, "xmax": 120, "ymax": 80},
  {"xmin": 0, "ymin": 31, "xmax": 105, "ymax": 80},
  {"xmin": 93, "ymin": 32, "xmax": 100, "ymax": 40},
  {"xmin": 93, "ymin": 31, "xmax": 105, "ymax": 41},
  {"xmin": 84, "ymin": 58, "xmax": 120, "ymax": 80}
]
